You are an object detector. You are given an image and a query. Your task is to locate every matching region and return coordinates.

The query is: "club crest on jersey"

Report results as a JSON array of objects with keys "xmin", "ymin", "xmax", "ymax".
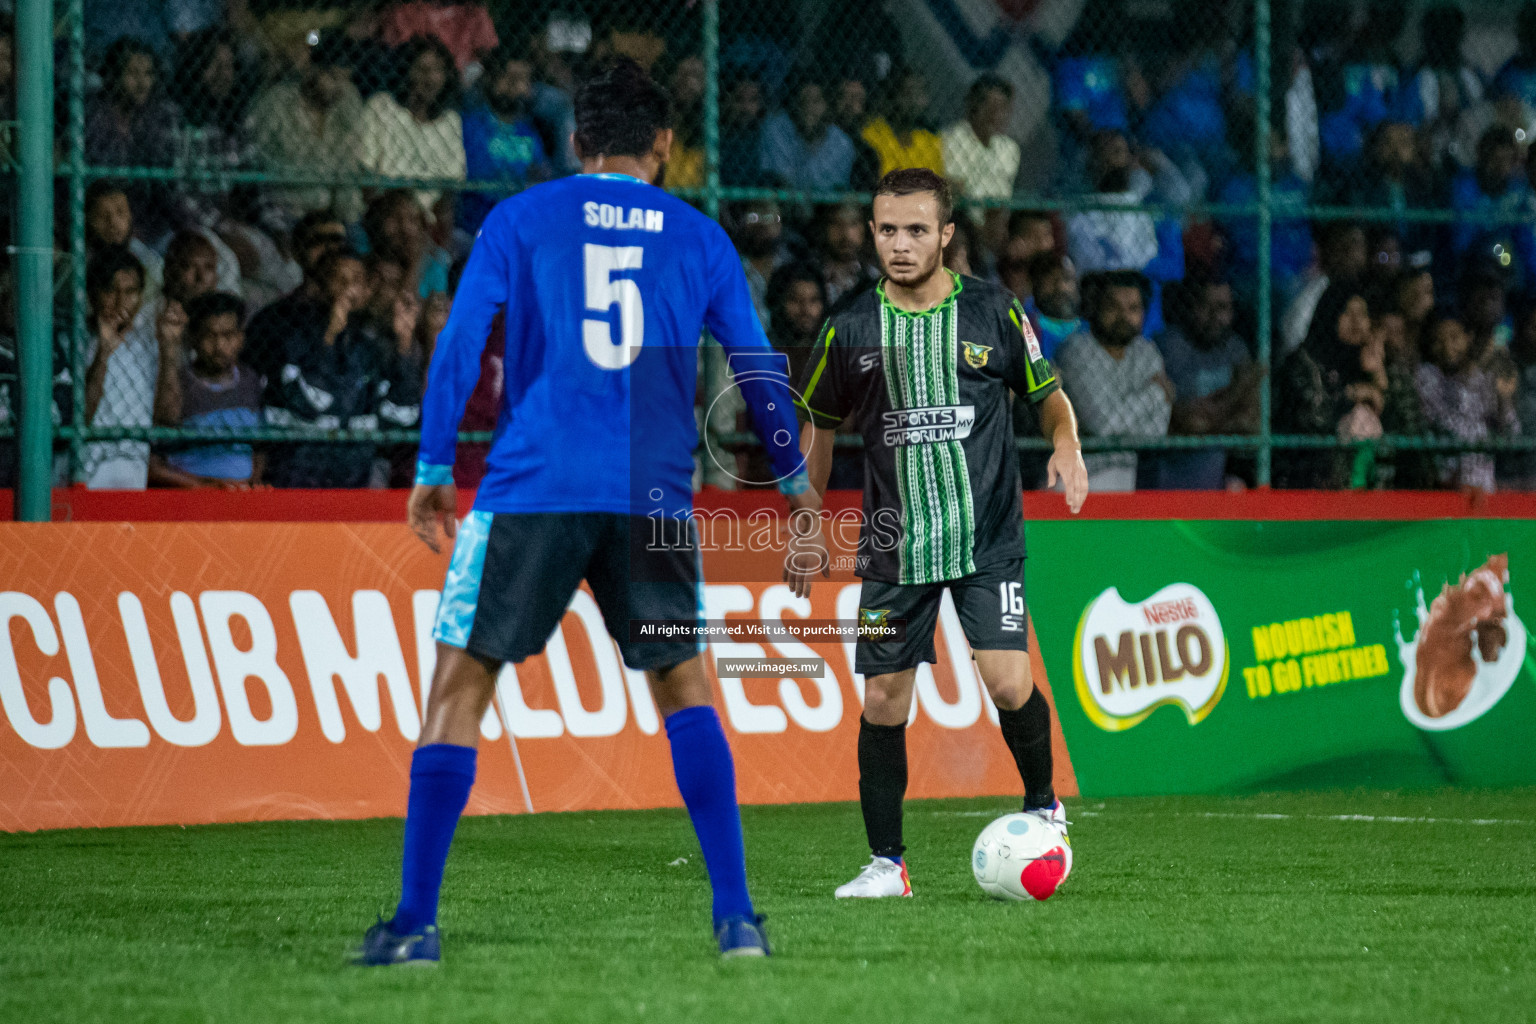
[{"xmin": 961, "ymin": 341, "xmax": 992, "ymax": 369}]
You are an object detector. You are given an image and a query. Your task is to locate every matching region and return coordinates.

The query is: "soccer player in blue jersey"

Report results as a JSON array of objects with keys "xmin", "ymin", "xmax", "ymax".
[{"xmin": 352, "ymin": 58, "xmax": 822, "ymax": 965}]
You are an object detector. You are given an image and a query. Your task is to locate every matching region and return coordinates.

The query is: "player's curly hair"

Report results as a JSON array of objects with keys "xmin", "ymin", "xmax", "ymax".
[
  {"xmin": 574, "ymin": 57, "xmax": 673, "ymax": 160},
  {"xmin": 873, "ymin": 168, "xmax": 953, "ymax": 227}
]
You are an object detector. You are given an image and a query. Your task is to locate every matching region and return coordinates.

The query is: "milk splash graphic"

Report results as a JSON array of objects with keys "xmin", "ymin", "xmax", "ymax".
[{"xmin": 1395, "ymin": 557, "xmax": 1531, "ymax": 732}]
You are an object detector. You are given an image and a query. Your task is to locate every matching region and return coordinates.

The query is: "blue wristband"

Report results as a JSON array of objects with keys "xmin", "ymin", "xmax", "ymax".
[
  {"xmin": 777, "ymin": 470, "xmax": 811, "ymax": 497},
  {"xmin": 415, "ymin": 462, "xmax": 454, "ymax": 486}
]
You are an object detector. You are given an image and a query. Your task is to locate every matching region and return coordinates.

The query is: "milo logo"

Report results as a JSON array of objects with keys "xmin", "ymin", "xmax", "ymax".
[{"xmin": 1073, "ymin": 584, "xmax": 1229, "ymax": 732}]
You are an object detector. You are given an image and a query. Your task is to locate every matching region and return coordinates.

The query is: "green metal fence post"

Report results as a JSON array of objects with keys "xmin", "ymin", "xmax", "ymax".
[
  {"xmin": 13, "ymin": 0, "xmax": 56, "ymax": 521},
  {"xmin": 702, "ymin": 0, "xmax": 721, "ymax": 223},
  {"xmin": 1255, "ymin": 0, "xmax": 1273, "ymax": 487},
  {"xmin": 68, "ymin": 0, "xmax": 88, "ymax": 486}
]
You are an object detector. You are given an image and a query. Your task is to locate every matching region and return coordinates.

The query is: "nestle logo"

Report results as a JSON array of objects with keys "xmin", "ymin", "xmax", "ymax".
[{"xmin": 1142, "ymin": 598, "xmax": 1198, "ymax": 626}]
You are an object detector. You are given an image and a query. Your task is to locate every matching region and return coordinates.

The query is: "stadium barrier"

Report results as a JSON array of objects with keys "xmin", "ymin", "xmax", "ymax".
[
  {"xmin": 2, "ymin": 489, "xmax": 1532, "ymax": 832},
  {"xmin": 0, "ymin": 509, "xmax": 1073, "ymax": 832}
]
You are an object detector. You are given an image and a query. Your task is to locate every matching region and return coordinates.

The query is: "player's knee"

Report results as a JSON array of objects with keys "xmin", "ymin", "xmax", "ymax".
[
  {"xmin": 982, "ymin": 658, "xmax": 1034, "ymax": 712},
  {"xmin": 420, "ymin": 646, "xmax": 501, "ymax": 745},
  {"xmin": 863, "ymin": 672, "xmax": 914, "ymax": 725}
]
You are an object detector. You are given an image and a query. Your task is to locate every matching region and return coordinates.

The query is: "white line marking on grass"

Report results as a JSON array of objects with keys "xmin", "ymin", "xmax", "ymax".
[
  {"xmin": 923, "ymin": 810, "xmax": 1531, "ymax": 825},
  {"xmin": 1193, "ymin": 812, "xmax": 1532, "ymax": 826}
]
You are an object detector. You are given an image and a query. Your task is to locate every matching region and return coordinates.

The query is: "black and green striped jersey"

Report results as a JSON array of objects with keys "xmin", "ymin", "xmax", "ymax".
[{"xmin": 795, "ymin": 271, "xmax": 1058, "ymax": 585}]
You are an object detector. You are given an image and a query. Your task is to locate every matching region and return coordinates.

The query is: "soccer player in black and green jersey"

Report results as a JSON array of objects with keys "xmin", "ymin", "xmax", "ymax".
[{"xmin": 784, "ymin": 168, "xmax": 1089, "ymax": 898}]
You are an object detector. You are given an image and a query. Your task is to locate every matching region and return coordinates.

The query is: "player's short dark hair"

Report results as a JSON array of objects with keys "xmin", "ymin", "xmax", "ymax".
[
  {"xmin": 872, "ymin": 168, "xmax": 953, "ymax": 227},
  {"xmin": 85, "ymin": 244, "xmax": 145, "ymax": 297},
  {"xmin": 574, "ymin": 57, "xmax": 672, "ymax": 160},
  {"xmin": 184, "ymin": 292, "xmax": 246, "ymax": 340},
  {"xmin": 965, "ymin": 73, "xmax": 1013, "ymax": 112}
]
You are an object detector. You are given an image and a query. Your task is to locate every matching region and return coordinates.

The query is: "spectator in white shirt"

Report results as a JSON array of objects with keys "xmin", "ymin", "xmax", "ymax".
[
  {"xmin": 1066, "ymin": 129, "xmax": 1190, "ymax": 276},
  {"xmin": 942, "ymin": 74, "xmax": 1020, "ymax": 254},
  {"xmin": 359, "ymin": 34, "xmax": 467, "ymax": 223},
  {"xmin": 1055, "ymin": 270, "xmax": 1173, "ymax": 492},
  {"xmin": 81, "ymin": 246, "xmax": 157, "ymax": 488},
  {"xmin": 247, "ymin": 33, "xmax": 366, "ymax": 230}
]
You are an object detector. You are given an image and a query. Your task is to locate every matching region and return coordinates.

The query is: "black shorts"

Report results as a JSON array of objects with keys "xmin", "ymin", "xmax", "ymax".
[
  {"xmin": 433, "ymin": 511, "xmax": 702, "ymax": 671},
  {"xmin": 854, "ymin": 560, "xmax": 1028, "ymax": 675}
]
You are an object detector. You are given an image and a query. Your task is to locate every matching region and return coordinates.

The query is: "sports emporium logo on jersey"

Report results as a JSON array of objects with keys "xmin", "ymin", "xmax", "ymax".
[
  {"xmin": 1072, "ymin": 583, "xmax": 1229, "ymax": 732},
  {"xmin": 961, "ymin": 341, "xmax": 992, "ymax": 369},
  {"xmin": 881, "ymin": 405, "xmax": 975, "ymax": 446}
]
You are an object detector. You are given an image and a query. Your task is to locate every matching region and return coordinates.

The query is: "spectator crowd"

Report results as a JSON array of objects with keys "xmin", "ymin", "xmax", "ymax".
[{"xmin": 0, "ymin": 0, "xmax": 1532, "ymax": 492}]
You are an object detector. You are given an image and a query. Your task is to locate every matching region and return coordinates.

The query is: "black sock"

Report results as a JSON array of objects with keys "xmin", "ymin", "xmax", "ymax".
[
  {"xmin": 998, "ymin": 687, "xmax": 1056, "ymax": 811},
  {"xmin": 857, "ymin": 716, "xmax": 908, "ymax": 859}
]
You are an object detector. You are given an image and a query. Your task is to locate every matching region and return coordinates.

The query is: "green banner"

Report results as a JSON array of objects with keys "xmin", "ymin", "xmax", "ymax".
[{"xmin": 1025, "ymin": 520, "xmax": 1534, "ymax": 795}]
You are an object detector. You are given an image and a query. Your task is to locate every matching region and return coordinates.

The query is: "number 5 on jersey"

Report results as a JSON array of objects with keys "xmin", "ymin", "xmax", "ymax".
[{"xmin": 584, "ymin": 243, "xmax": 644, "ymax": 370}]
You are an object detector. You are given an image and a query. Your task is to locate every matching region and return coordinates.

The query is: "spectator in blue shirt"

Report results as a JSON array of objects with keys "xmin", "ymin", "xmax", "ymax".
[
  {"xmin": 1450, "ymin": 127, "xmax": 1536, "ymax": 290},
  {"xmin": 1138, "ymin": 6, "xmax": 1230, "ymax": 193},
  {"xmin": 1022, "ymin": 251, "xmax": 1084, "ymax": 363},
  {"xmin": 149, "ymin": 292, "xmax": 265, "ymax": 489},
  {"xmin": 720, "ymin": 75, "xmax": 767, "ymax": 186},
  {"xmin": 459, "ymin": 46, "xmax": 550, "ymax": 236},
  {"xmin": 1052, "ymin": 0, "xmax": 1147, "ymax": 191},
  {"xmin": 1493, "ymin": 3, "xmax": 1536, "ymax": 112},
  {"xmin": 1312, "ymin": 0, "xmax": 1406, "ymax": 164},
  {"xmin": 1153, "ymin": 277, "xmax": 1260, "ymax": 490},
  {"xmin": 1218, "ymin": 124, "xmax": 1313, "ymax": 305},
  {"xmin": 760, "ymin": 79, "xmax": 855, "ymax": 191}
]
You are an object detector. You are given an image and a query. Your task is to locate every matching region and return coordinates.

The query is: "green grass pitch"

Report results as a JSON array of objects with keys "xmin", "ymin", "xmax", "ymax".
[{"xmin": 3, "ymin": 790, "xmax": 1534, "ymax": 1023}]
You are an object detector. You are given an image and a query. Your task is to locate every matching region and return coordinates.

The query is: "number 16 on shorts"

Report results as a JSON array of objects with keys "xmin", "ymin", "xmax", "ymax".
[{"xmin": 999, "ymin": 582, "xmax": 1025, "ymax": 633}]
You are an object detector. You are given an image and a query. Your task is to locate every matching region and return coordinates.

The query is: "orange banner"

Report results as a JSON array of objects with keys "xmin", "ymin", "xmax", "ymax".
[{"xmin": 0, "ymin": 522, "xmax": 1074, "ymax": 832}]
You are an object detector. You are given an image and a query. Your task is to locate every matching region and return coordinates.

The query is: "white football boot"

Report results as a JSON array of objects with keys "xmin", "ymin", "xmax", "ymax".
[
  {"xmin": 1026, "ymin": 799, "xmax": 1070, "ymax": 834},
  {"xmin": 834, "ymin": 856, "xmax": 913, "ymax": 898}
]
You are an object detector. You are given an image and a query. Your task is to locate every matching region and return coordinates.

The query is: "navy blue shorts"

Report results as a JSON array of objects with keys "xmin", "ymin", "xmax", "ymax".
[{"xmin": 433, "ymin": 512, "xmax": 703, "ymax": 671}]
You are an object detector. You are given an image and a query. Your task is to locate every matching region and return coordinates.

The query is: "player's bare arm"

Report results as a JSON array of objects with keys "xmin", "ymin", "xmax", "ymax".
[
  {"xmin": 784, "ymin": 423, "xmax": 833, "ymax": 599},
  {"xmin": 1039, "ymin": 389, "xmax": 1089, "ymax": 514}
]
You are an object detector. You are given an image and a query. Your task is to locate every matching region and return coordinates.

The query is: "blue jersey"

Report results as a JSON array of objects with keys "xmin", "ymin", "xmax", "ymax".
[{"xmin": 416, "ymin": 173, "xmax": 807, "ymax": 515}]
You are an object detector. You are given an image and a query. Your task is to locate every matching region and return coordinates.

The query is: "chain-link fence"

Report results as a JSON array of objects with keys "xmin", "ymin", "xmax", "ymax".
[{"xmin": 3, "ymin": 0, "xmax": 1535, "ymax": 500}]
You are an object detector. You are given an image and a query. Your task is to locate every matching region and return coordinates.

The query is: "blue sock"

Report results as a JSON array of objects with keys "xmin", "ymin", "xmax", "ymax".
[
  {"xmin": 665, "ymin": 706, "xmax": 754, "ymax": 927},
  {"xmin": 392, "ymin": 743, "xmax": 477, "ymax": 934}
]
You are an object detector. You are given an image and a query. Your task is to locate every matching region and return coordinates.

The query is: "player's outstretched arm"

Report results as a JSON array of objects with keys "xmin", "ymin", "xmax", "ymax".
[{"xmin": 1040, "ymin": 390, "xmax": 1089, "ymax": 514}]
